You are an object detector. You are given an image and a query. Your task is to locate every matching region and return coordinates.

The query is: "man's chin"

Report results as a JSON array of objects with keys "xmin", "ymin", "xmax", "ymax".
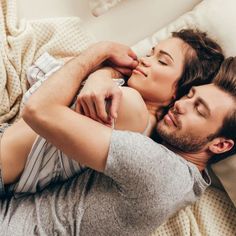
[
  {"xmin": 157, "ymin": 120, "xmax": 171, "ymax": 132},
  {"xmin": 156, "ymin": 121, "xmax": 177, "ymax": 142}
]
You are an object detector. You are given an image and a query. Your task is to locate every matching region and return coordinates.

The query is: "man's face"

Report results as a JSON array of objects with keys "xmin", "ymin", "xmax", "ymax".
[{"xmin": 157, "ymin": 84, "xmax": 235, "ymax": 152}]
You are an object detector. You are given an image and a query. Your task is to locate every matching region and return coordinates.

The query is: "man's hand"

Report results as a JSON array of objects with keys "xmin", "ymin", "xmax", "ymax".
[
  {"xmin": 90, "ymin": 41, "xmax": 138, "ymax": 72},
  {"xmin": 106, "ymin": 42, "xmax": 138, "ymax": 70},
  {"xmin": 76, "ymin": 70, "xmax": 122, "ymax": 125}
]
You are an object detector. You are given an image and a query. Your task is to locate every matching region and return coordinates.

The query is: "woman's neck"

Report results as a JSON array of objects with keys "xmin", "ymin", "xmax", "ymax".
[
  {"xmin": 145, "ymin": 101, "xmax": 167, "ymax": 122},
  {"xmin": 145, "ymin": 101, "xmax": 162, "ymax": 115},
  {"xmin": 143, "ymin": 101, "xmax": 163, "ymax": 136}
]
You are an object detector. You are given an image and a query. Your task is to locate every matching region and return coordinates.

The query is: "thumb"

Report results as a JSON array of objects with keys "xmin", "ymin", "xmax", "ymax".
[
  {"xmin": 112, "ymin": 66, "xmax": 133, "ymax": 76},
  {"xmin": 119, "ymin": 56, "xmax": 138, "ymax": 68},
  {"xmin": 123, "ymin": 56, "xmax": 138, "ymax": 68}
]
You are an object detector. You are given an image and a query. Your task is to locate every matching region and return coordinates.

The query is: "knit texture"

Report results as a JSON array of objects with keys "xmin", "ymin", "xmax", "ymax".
[
  {"xmin": 152, "ymin": 187, "xmax": 236, "ymax": 236},
  {"xmin": 0, "ymin": 0, "xmax": 94, "ymax": 123}
]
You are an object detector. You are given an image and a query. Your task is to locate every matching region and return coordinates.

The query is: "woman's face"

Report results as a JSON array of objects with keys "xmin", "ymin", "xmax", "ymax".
[{"xmin": 128, "ymin": 37, "xmax": 188, "ymax": 107}]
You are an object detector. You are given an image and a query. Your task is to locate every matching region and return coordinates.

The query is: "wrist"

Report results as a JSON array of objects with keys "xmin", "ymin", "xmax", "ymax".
[
  {"xmin": 90, "ymin": 41, "xmax": 112, "ymax": 60},
  {"xmin": 74, "ymin": 43, "xmax": 110, "ymax": 75}
]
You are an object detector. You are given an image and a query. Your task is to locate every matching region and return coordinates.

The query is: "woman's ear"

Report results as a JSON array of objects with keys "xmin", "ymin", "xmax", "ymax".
[{"xmin": 209, "ymin": 137, "xmax": 234, "ymax": 154}]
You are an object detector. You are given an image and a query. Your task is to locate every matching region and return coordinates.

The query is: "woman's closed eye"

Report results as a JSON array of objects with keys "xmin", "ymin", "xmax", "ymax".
[
  {"xmin": 157, "ymin": 54, "xmax": 169, "ymax": 66},
  {"xmin": 158, "ymin": 60, "xmax": 168, "ymax": 65}
]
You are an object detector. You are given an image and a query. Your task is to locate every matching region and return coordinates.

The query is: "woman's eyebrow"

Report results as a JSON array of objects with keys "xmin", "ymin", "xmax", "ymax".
[{"xmin": 159, "ymin": 50, "xmax": 174, "ymax": 62}]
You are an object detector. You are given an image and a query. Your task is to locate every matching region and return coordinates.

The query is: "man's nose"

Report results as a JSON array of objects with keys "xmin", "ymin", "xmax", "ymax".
[{"xmin": 173, "ymin": 99, "xmax": 186, "ymax": 114}]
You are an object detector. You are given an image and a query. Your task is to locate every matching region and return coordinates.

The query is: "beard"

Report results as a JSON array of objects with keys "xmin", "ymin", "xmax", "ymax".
[{"xmin": 157, "ymin": 122, "xmax": 216, "ymax": 153}]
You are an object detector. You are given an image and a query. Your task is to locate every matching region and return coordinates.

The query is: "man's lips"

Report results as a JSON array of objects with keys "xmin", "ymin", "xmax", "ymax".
[
  {"xmin": 164, "ymin": 111, "xmax": 179, "ymax": 127},
  {"xmin": 133, "ymin": 67, "xmax": 147, "ymax": 77}
]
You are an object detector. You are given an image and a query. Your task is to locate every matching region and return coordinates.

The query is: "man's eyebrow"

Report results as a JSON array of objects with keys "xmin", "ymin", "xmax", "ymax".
[
  {"xmin": 159, "ymin": 50, "xmax": 174, "ymax": 62},
  {"xmin": 192, "ymin": 87, "xmax": 211, "ymax": 116}
]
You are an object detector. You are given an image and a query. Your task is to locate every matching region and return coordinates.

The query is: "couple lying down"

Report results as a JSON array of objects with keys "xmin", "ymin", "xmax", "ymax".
[{"xmin": 0, "ymin": 29, "xmax": 236, "ymax": 235}]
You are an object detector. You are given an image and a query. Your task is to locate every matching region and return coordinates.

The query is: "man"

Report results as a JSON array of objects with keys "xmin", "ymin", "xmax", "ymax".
[{"xmin": 1, "ymin": 43, "xmax": 235, "ymax": 236}]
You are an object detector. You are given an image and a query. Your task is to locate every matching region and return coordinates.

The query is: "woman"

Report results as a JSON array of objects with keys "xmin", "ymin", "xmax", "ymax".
[{"xmin": 0, "ymin": 29, "xmax": 223, "ymax": 197}]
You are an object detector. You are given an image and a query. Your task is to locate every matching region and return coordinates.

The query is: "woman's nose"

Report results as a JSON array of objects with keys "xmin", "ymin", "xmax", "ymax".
[{"xmin": 139, "ymin": 57, "xmax": 151, "ymax": 67}]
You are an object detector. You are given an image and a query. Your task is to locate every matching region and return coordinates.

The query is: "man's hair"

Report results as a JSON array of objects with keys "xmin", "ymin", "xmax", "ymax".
[
  {"xmin": 213, "ymin": 57, "xmax": 236, "ymax": 142},
  {"xmin": 172, "ymin": 29, "xmax": 224, "ymax": 99},
  {"xmin": 209, "ymin": 57, "xmax": 236, "ymax": 163}
]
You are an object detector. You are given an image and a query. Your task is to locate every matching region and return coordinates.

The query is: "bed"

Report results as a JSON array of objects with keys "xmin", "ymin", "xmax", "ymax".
[{"xmin": 0, "ymin": 0, "xmax": 236, "ymax": 235}]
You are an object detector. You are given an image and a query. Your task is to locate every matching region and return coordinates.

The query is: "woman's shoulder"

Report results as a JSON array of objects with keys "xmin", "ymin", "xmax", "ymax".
[{"xmin": 114, "ymin": 86, "xmax": 149, "ymax": 133}]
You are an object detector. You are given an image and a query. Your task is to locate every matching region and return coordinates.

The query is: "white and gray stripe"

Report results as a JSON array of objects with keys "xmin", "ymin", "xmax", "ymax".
[
  {"xmin": 13, "ymin": 135, "xmax": 84, "ymax": 197},
  {"xmin": 15, "ymin": 53, "xmax": 84, "ymax": 197},
  {"xmin": 17, "ymin": 52, "xmax": 148, "ymax": 197}
]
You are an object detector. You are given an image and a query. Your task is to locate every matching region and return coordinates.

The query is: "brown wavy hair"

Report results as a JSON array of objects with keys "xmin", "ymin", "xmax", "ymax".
[{"xmin": 172, "ymin": 29, "xmax": 225, "ymax": 99}]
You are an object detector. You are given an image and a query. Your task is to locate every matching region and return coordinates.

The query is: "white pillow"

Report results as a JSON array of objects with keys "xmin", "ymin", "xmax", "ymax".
[
  {"xmin": 211, "ymin": 155, "xmax": 236, "ymax": 207},
  {"xmin": 132, "ymin": 0, "xmax": 236, "ymax": 58}
]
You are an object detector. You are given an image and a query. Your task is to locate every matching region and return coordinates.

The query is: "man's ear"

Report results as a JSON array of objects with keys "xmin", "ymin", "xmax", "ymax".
[{"xmin": 208, "ymin": 137, "xmax": 234, "ymax": 154}]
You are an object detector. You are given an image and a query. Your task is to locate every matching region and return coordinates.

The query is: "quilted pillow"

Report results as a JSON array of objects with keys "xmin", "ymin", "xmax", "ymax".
[{"xmin": 132, "ymin": 0, "xmax": 236, "ymax": 58}]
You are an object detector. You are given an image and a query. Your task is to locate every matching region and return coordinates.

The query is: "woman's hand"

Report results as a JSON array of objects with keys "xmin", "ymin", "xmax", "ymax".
[
  {"xmin": 75, "ymin": 42, "xmax": 138, "ymax": 125},
  {"xmin": 76, "ymin": 69, "xmax": 123, "ymax": 125}
]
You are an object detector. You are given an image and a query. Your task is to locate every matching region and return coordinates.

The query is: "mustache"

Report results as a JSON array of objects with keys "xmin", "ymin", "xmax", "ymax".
[{"xmin": 169, "ymin": 108, "xmax": 182, "ymax": 128}]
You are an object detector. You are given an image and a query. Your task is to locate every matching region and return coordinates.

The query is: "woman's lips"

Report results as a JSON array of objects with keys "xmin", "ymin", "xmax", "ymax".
[{"xmin": 133, "ymin": 67, "xmax": 147, "ymax": 77}]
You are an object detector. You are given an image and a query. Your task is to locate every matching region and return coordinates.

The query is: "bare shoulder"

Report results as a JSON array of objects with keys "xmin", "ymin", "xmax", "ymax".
[{"xmin": 115, "ymin": 86, "xmax": 149, "ymax": 133}]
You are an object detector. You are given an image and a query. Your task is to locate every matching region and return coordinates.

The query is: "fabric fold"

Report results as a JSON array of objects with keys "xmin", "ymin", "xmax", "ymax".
[{"xmin": 0, "ymin": 0, "xmax": 94, "ymax": 123}]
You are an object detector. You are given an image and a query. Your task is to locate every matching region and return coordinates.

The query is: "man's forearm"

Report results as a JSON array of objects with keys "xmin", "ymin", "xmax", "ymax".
[
  {"xmin": 27, "ymin": 44, "xmax": 110, "ymax": 110},
  {"xmin": 22, "ymin": 42, "xmax": 137, "ymax": 171}
]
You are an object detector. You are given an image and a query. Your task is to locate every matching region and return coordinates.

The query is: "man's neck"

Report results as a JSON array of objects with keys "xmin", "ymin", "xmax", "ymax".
[{"xmin": 164, "ymin": 143, "xmax": 210, "ymax": 171}]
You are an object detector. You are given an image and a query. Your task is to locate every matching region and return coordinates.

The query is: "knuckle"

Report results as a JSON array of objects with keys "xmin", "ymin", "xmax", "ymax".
[
  {"xmin": 84, "ymin": 93, "xmax": 91, "ymax": 100},
  {"xmin": 76, "ymin": 96, "xmax": 82, "ymax": 103},
  {"xmin": 96, "ymin": 96, "xmax": 104, "ymax": 103},
  {"xmin": 98, "ymin": 111, "xmax": 106, "ymax": 121},
  {"xmin": 114, "ymin": 87, "xmax": 122, "ymax": 96},
  {"xmin": 91, "ymin": 92, "xmax": 97, "ymax": 99}
]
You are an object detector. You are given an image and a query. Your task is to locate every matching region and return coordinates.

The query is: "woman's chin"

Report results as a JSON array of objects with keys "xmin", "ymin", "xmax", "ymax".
[{"xmin": 127, "ymin": 76, "xmax": 136, "ymax": 87}]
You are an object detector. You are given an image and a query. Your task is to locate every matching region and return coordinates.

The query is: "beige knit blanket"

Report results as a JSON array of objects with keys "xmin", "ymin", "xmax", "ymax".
[
  {"xmin": 153, "ymin": 187, "xmax": 236, "ymax": 236},
  {"xmin": 0, "ymin": 0, "xmax": 94, "ymax": 123}
]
